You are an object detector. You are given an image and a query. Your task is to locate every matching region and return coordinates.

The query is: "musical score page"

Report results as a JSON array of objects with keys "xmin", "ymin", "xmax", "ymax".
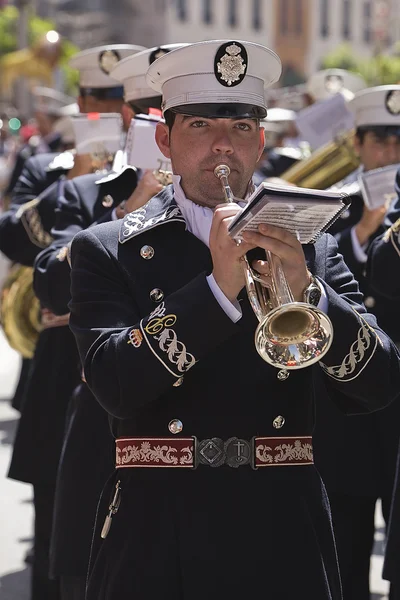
[{"xmin": 228, "ymin": 184, "xmax": 347, "ymax": 244}]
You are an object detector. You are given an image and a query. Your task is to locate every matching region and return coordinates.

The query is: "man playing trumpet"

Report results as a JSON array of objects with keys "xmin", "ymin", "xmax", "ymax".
[{"xmin": 68, "ymin": 40, "xmax": 400, "ymax": 599}]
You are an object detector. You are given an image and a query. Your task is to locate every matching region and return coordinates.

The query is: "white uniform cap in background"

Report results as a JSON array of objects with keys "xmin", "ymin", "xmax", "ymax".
[
  {"xmin": 59, "ymin": 102, "xmax": 79, "ymax": 117},
  {"xmin": 264, "ymin": 107, "xmax": 296, "ymax": 122},
  {"xmin": 348, "ymin": 85, "xmax": 400, "ymax": 127},
  {"xmin": 146, "ymin": 40, "xmax": 282, "ymax": 118},
  {"xmin": 261, "ymin": 107, "xmax": 296, "ymax": 141},
  {"xmin": 307, "ymin": 69, "xmax": 367, "ymax": 102},
  {"xmin": 32, "ymin": 87, "xmax": 76, "ymax": 117},
  {"xmin": 69, "ymin": 44, "xmax": 146, "ymax": 92},
  {"xmin": 111, "ymin": 44, "xmax": 189, "ymax": 104}
]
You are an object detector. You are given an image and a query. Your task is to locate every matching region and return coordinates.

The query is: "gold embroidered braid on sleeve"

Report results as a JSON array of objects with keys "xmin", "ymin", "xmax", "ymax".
[
  {"xmin": 384, "ymin": 218, "xmax": 400, "ymax": 258},
  {"xmin": 16, "ymin": 198, "xmax": 53, "ymax": 248},
  {"xmin": 127, "ymin": 302, "xmax": 197, "ymax": 379},
  {"xmin": 319, "ymin": 310, "xmax": 383, "ymax": 382}
]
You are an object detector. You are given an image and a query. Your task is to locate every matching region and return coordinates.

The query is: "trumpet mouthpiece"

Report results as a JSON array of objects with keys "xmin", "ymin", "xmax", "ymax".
[{"xmin": 214, "ymin": 164, "xmax": 231, "ymax": 178}]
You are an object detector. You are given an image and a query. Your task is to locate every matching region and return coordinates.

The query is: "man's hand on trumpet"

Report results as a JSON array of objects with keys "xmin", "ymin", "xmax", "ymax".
[
  {"xmin": 210, "ymin": 204, "xmax": 310, "ymax": 304},
  {"xmin": 242, "ymin": 224, "xmax": 310, "ymax": 302}
]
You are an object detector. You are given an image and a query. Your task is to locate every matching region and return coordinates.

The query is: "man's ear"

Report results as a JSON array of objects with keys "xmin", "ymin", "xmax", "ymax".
[
  {"xmin": 257, "ymin": 128, "xmax": 265, "ymax": 161},
  {"xmin": 155, "ymin": 122, "xmax": 171, "ymax": 159}
]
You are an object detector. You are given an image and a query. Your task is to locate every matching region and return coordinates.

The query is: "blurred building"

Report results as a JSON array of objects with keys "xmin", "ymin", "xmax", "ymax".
[
  {"xmin": 30, "ymin": 0, "xmax": 398, "ymax": 82},
  {"xmin": 164, "ymin": 0, "xmax": 273, "ymax": 47},
  {"xmin": 32, "ymin": 0, "xmax": 166, "ymax": 48}
]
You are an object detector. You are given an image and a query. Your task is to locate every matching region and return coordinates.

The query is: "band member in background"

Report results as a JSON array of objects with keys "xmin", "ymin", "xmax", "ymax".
[
  {"xmin": 253, "ymin": 107, "xmax": 304, "ymax": 184},
  {"xmin": 367, "ymin": 168, "xmax": 400, "ymax": 599},
  {"xmin": 68, "ymin": 40, "xmax": 400, "ymax": 599},
  {"xmin": 306, "ymin": 68, "xmax": 366, "ymax": 104},
  {"xmin": 313, "ymin": 85, "xmax": 400, "ymax": 599},
  {"xmin": 1, "ymin": 43, "xmax": 144, "ymax": 600},
  {"xmin": 3, "ymin": 87, "xmax": 77, "ymax": 203},
  {"xmin": 32, "ymin": 43, "xmax": 185, "ymax": 600}
]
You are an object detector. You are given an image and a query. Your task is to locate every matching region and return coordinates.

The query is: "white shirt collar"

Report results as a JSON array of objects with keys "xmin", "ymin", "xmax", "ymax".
[{"xmin": 172, "ymin": 174, "xmax": 253, "ymax": 248}]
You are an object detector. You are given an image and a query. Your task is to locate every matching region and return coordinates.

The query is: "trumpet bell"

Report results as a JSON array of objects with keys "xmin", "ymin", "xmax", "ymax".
[{"xmin": 255, "ymin": 303, "xmax": 333, "ymax": 369}]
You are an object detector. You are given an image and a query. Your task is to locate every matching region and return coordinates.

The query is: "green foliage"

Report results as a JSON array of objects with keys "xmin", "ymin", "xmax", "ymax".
[
  {"xmin": 321, "ymin": 43, "xmax": 400, "ymax": 85},
  {"xmin": 0, "ymin": 6, "xmax": 80, "ymax": 94}
]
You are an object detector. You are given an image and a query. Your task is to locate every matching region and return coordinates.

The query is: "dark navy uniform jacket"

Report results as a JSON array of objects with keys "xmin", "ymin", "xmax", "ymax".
[
  {"xmin": 367, "ymin": 170, "xmax": 400, "ymax": 584},
  {"xmin": 313, "ymin": 169, "xmax": 400, "ymax": 501},
  {"xmin": 4, "ymin": 133, "xmax": 63, "ymax": 199},
  {"xmin": 33, "ymin": 167, "xmax": 138, "ymax": 315},
  {"xmin": 0, "ymin": 152, "xmax": 69, "ymax": 265},
  {"xmin": 67, "ymin": 186, "xmax": 400, "ymax": 600},
  {"xmin": 3, "ymin": 152, "xmax": 80, "ymax": 487},
  {"xmin": 33, "ymin": 167, "xmax": 138, "ymax": 578}
]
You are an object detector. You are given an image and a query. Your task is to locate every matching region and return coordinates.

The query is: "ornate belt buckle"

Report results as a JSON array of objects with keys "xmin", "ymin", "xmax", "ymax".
[
  {"xmin": 197, "ymin": 438, "xmax": 225, "ymax": 467},
  {"xmin": 224, "ymin": 437, "xmax": 252, "ymax": 468}
]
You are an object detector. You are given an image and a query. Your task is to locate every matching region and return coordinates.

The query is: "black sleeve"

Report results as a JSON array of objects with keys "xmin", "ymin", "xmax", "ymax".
[
  {"xmin": 0, "ymin": 156, "xmax": 59, "ymax": 265},
  {"xmin": 367, "ymin": 193, "xmax": 400, "ymax": 300},
  {"xmin": 68, "ymin": 228, "xmax": 240, "ymax": 419},
  {"xmin": 33, "ymin": 178, "xmax": 89, "ymax": 314},
  {"xmin": 34, "ymin": 171, "xmax": 137, "ymax": 314},
  {"xmin": 316, "ymin": 234, "xmax": 400, "ymax": 413},
  {"xmin": 68, "ymin": 229, "xmax": 400, "ymax": 420}
]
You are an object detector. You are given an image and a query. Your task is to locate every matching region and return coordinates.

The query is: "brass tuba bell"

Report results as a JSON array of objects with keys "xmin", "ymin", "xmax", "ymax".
[
  {"xmin": 0, "ymin": 265, "xmax": 41, "ymax": 358},
  {"xmin": 280, "ymin": 130, "xmax": 360, "ymax": 189}
]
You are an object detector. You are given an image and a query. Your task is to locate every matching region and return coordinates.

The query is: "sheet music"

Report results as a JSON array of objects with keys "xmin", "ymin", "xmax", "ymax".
[
  {"xmin": 230, "ymin": 199, "xmax": 344, "ymax": 244},
  {"xmin": 228, "ymin": 183, "xmax": 347, "ymax": 244},
  {"xmin": 72, "ymin": 113, "xmax": 123, "ymax": 155},
  {"xmin": 295, "ymin": 94, "xmax": 354, "ymax": 150},
  {"xmin": 126, "ymin": 116, "xmax": 171, "ymax": 171},
  {"xmin": 358, "ymin": 164, "xmax": 399, "ymax": 209}
]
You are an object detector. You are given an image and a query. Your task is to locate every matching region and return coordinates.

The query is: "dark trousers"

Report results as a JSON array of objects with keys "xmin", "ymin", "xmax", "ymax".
[
  {"xmin": 60, "ymin": 576, "xmax": 86, "ymax": 600},
  {"xmin": 32, "ymin": 484, "xmax": 60, "ymax": 600},
  {"xmin": 328, "ymin": 492, "xmax": 391, "ymax": 600}
]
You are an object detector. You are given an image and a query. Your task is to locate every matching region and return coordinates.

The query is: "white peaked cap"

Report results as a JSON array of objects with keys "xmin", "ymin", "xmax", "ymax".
[
  {"xmin": 146, "ymin": 40, "xmax": 282, "ymax": 118},
  {"xmin": 33, "ymin": 87, "xmax": 76, "ymax": 117},
  {"xmin": 111, "ymin": 44, "xmax": 189, "ymax": 102},
  {"xmin": 70, "ymin": 44, "xmax": 146, "ymax": 89},
  {"xmin": 264, "ymin": 107, "xmax": 296, "ymax": 122},
  {"xmin": 307, "ymin": 69, "xmax": 367, "ymax": 102},
  {"xmin": 348, "ymin": 85, "xmax": 400, "ymax": 127}
]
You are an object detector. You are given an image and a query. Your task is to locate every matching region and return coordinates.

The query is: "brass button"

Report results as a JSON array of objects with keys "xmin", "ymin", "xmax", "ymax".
[
  {"xmin": 140, "ymin": 245, "xmax": 155, "ymax": 260},
  {"xmin": 168, "ymin": 419, "xmax": 183, "ymax": 434},
  {"xmin": 364, "ymin": 296, "xmax": 376, "ymax": 309},
  {"xmin": 173, "ymin": 376, "xmax": 184, "ymax": 387},
  {"xmin": 277, "ymin": 369, "xmax": 289, "ymax": 381},
  {"xmin": 273, "ymin": 415, "xmax": 285, "ymax": 429},
  {"xmin": 150, "ymin": 288, "xmax": 164, "ymax": 302},
  {"xmin": 102, "ymin": 194, "xmax": 114, "ymax": 207}
]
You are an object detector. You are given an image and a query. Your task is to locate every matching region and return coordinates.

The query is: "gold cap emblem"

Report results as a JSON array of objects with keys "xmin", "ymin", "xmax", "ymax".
[{"xmin": 215, "ymin": 42, "xmax": 248, "ymax": 87}]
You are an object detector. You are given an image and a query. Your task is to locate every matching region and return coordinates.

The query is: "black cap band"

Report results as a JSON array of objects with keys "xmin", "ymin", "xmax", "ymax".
[
  {"xmin": 169, "ymin": 103, "xmax": 266, "ymax": 119},
  {"xmin": 79, "ymin": 86, "xmax": 124, "ymax": 100},
  {"xmin": 357, "ymin": 125, "xmax": 400, "ymax": 139}
]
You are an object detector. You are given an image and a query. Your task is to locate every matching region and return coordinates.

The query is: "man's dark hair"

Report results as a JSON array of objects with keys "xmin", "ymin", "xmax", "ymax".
[
  {"xmin": 164, "ymin": 110, "xmax": 177, "ymax": 130},
  {"xmin": 356, "ymin": 125, "xmax": 400, "ymax": 144}
]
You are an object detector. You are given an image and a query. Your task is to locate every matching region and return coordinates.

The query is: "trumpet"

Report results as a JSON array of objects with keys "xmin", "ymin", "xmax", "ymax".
[{"xmin": 214, "ymin": 164, "xmax": 333, "ymax": 370}]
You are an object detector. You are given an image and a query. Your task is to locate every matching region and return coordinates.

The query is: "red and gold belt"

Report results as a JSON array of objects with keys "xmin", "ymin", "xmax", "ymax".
[{"xmin": 115, "ymin": 436, "xmax": 313, "ymax": 470}]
